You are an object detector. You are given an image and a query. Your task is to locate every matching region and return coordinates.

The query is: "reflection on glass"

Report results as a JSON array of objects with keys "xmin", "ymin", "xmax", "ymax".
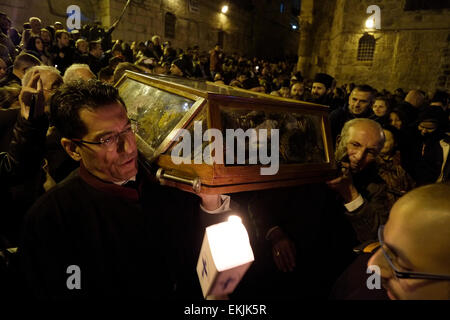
[
  {"xmin": 220, "ymin": 109, "xmax": 326, "ymax": 165},
  {"xmin": 166, "ymin": 108, "xmax": 208, "ymax": 160},
  {"xmin": 118, "ymin": 78, "xmax": 195, "ymax": 150}
]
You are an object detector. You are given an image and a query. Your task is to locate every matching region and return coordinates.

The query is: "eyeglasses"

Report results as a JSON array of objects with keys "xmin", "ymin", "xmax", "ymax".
[
  {"xmin": 377, "ymin": 225, "xmax": 450, "ymax": 281},
  {"xmin": 71, "ymin": 119, "xmax": 139, "ymax": 150}
]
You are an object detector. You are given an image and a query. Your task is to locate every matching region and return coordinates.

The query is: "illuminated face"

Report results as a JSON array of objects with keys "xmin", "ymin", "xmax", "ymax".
[
  {"xmin": 348, "ymin": 89, "xmax": 373, "ymax": 115},
  {"xmin": 390, "ymin": 112, "xmax": 402, "ymax": 130},
  {"xmin": 279, "ymin": 87, "xmax": 290, "ymax": 98},
  {"xmin": 311, "ymin": 82, "xmax": 327, "ymax": 99},
  {"xmin": 290, "ymin": 83, "xmax": 304, "ymax": 99},
  {"xmin": 90, "ymin": 44, "xmax": 103, "ymax": 58},
  {"xmin": 368, "ymin": 203, "xmax": 450, "ymax": 300},
  {"xmin": 35, "ymin": 38, "xmax": 44, "ymax": 52},
  {"xmin": 75, "ymin": 103, "xmax": 138, "ymax": 182},
  {"xmin": 40, "ymin": 30, "xmax": 51, "ymax": 43},
  {"xmin": 345, "ymin": 124, "xmax": 382, "ymax": 172},
  {"xmin": 418, "ymin": 121, "xmax": 437, "ymax": 136},
  {"xmin": 58, "ymin": 33, "xmax": 70, "ymax": 47},
  {"xmin": 372, "ymin": 100, "xmax": 388, "ymax": 117},
  {"xmin": 77, "ymin": 40, "xmax": 88, "ymax": 54}
]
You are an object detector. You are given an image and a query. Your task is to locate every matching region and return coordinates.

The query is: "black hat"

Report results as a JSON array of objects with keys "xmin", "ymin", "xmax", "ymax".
[
  {"xmin": 431, "ymin": 90, "xmax": 449, "ymax": 104},
  {"xmin": 313, "ymin": 73, "xmax": 334, "ymax": 89},
  {"xmin": 417, "ymin": 106, "xmax": 447, "ymax": 128}
]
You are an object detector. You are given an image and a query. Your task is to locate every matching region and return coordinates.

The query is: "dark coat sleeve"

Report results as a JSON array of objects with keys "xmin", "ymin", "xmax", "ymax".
[
  {"xmin": 20, "ymin": 192, "xmax": 73, "ymax": 299},
  {"xmin": 1, "ymin": 113, "xmax": 48, "ymax": 179},
  {"xmin": 344, "ymin": 182, "xmax": 390, "ymax": 243}
]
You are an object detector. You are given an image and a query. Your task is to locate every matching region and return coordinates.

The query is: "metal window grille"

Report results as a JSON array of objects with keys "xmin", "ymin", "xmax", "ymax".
[
  {"xmin": 165, "ymin": 12, "xmax": 176, "ymax": 39},
  {"xmin": 357, "ymin": 33, "xmax": 375, "ymax": 61},
  {"xmin": 189, "ymin": 0, "xmax": 199, "ymax": 14}
]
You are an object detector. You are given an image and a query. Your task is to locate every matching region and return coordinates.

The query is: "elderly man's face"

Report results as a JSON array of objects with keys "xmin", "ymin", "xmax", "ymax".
[
  {"xmin": 38, "ymin": 70, "xmax": 63, "ymax": 106},
  {"xmin": 344, "ymin": 123, "xmax": 382, "ymax": 172},
  {"xmin": 75, "ymin": 103, "xmax": 138, "ymax": 182},
  {"xmin": 348, "ymin": 89, "xmax": 373, "ymax": 115},
  {"xmin": 368, "ymin": 200, "xmax": 450, "ymax": 300}
]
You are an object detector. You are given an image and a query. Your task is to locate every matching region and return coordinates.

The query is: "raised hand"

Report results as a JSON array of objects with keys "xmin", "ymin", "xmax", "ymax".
[{"xmin": 19, "ymin": 70, "xmax": 45, "ymax": 120}]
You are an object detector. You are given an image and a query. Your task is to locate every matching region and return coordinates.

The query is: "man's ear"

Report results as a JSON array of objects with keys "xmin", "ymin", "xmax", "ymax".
[
  {"xmin": 61, "ymin": 138, "xmax": 82, "ymax": 161},
  {"xmin": 336, "ymin": 134, "xmax": 341, "ymax": 147}
]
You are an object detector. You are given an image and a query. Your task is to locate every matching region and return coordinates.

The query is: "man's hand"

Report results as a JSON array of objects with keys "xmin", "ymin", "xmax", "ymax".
[
  {"xmin": 19, "ymin": 70, "xmax": 45, "ymax": 121},
  {"xmin": 326, "ymin": 161, "xmax": 359, "ymax": 203},
  {"xmin": 198, "ymin": 193, "xmax": 222, "ymax": 211},
  {"xmin": 269, "ymin": 228, "xmax": 296, "ymax": 272}
]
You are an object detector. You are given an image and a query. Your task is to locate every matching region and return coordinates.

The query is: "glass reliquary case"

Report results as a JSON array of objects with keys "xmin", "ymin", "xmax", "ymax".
[{"xmin": 116, "ymin": 71, "xmax": 337, "ymax": 194}]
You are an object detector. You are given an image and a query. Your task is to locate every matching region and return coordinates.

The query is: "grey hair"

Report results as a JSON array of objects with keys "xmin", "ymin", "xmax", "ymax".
[
  {"xmin": 335, "ymin": 118, "xmax": 385, "ymax": 161},
  {"xmin": 63, "ymin": 64, "xmax": 95, "ymax": 83},
  {"xmin": 22, "ymin": 65, "xmax": 61, "ymax": 86}
]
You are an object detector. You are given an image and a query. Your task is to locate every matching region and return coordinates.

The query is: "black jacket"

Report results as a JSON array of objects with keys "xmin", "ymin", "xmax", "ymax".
[
  {"xmin": 1, "ymin": 110, "xmax": 49, "ymax": 245},
  {"xmin": 329, "ymin": 104, "xmax": 374, "ymax": 141},
  {"xmin": 20, "ymin": 163, "xmax": 231, "ymax": 299}
]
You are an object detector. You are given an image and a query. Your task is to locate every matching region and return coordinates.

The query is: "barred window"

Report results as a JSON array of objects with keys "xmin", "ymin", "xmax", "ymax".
[
  {"xmin": 165, "ymin": 12, "xmax": 176, "ymax": 39},
  {"xmin": 357, "ymin": 33, "xmax": 375, "ymax": 61},
  {"xmin": 189, "ymin": 0, "xmax": 199, "ymax": 14}
]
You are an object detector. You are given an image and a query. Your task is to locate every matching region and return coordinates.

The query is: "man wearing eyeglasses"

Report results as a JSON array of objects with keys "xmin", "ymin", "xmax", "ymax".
[
  {"xmin": 20, "ymin": 80, "xmax": 231, "ymax": 298},
  {"xmin": 367, "ymin": 183, "xmax": 450, "ymax": 300}
]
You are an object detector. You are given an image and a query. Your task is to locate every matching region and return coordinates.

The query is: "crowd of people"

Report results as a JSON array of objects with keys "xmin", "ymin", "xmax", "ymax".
[{"xmin": 1, "ymin": 12, "xmax": 450, "ymax": 300}]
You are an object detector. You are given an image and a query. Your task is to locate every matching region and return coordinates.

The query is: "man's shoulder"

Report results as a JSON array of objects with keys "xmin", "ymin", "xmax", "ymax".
[
  {"xmin": 27, "ymin": 169, "xmax": 83, "ymax": 214},
  {"xmin": 329, "ymin": 105, "xmax": 348, "ymax": 119}
]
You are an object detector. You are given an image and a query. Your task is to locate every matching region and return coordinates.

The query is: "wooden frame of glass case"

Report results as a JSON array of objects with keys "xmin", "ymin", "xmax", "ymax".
[{"xmin": 116, "ymin": 71, "xmax": 337, "ymax": 195}]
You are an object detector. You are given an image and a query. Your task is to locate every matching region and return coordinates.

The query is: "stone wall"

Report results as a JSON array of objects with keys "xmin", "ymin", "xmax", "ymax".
[
  {"xmin": 0, "ymin": 0, "xmax": 97, "ymax": 30},
  {"xmin": 299, "ymin": 0, "xmax": 450, "ymax": 93},
  {"xmin": 1, "ymin": 0, "xmax": 299, "ymax": 58}
]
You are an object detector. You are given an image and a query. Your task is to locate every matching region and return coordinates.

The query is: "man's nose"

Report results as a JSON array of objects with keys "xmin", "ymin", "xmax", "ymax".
[
  {"xmin": 354, "ymin": 148, "xmax": 365, "ymax": 161},
  {"xmin": 368, "ymin": 248, "xmax": 391, "ymax": 280},
  {"xmin": 118, "ymin": 134, "xmax": 136, "ymax": 153}
]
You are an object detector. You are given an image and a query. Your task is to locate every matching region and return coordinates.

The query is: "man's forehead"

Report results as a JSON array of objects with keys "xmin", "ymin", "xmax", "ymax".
[
  {"xmin": 312, "ymin": 82, "xmax": 326, "ymax": 88},
  {"xmin": 351, "ymin": 89, "xmax": 371, "ymax": 98},
  {"xmin": 80, "ymin": 103, "xmax": 126, "ymax": 126},
  {"xmin": 348, "ymin": 124, "xmax": 382, "ymax": 144},
  {"xmin": 40, "ymin": 71, "xmax": 62, "ymax": 84}
]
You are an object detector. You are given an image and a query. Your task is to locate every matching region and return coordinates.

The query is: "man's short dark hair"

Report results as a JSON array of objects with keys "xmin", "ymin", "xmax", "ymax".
[
  {"xmin": 113, "ymin": 62, "xmax": 142, "ymax": 84},
  {"xmin": 353, "ymin": 84, "xmax": 375, "ymax": 98},
  {"xmin": 13, "ymin": 52, "xmax": 41, "ymax": 70},
  {"xmin": 50, "ymin": 80, "xmax": 126, "ymax": 139},
  {"xmin": 374, "ymin": 95, "xmax": 391, "ymax": 109},
  {"xmin": 89, "ymin": 40, "xmax": 101, "ymax": 52},
  {"xmin": 98, "ymin": 66, "xmax": 114, "ymax": 81}
]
